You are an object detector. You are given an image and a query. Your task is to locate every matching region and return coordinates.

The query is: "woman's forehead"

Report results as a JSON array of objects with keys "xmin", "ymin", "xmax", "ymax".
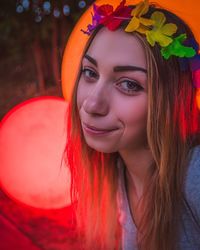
[{"xmin": 85, "ymin": 28, "xmax": 147, "ymax": 68}]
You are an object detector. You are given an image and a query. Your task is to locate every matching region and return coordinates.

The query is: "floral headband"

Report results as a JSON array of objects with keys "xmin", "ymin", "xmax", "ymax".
[{"xmin": 81, "ymin": 0, "xmax": 200, "ymax": 87}]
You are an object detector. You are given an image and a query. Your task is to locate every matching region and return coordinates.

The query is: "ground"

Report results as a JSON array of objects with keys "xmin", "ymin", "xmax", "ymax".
[{"xmin": 0, "ymin": 189, "xmax": 82, "ymax": 250}]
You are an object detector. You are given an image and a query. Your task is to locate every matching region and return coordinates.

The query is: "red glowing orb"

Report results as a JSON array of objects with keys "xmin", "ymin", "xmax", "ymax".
[{"xmin": 0, "ymin": 97, "xmax": 70, "ymax": 209}]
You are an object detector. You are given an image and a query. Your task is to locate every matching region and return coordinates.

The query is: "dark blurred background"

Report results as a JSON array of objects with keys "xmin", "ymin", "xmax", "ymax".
[
  {"xmin": 0, "ymin": 1, "xmax": 95, "ymax": 249},
  {"xmin": 0, "ymin": 0, "xmax": 94, "ymax": 120}
]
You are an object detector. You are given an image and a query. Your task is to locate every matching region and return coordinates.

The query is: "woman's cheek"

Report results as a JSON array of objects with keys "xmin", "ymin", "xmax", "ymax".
[{"xmin": 76, "ymin": 82, "xmax": 84, "ymax": 110}]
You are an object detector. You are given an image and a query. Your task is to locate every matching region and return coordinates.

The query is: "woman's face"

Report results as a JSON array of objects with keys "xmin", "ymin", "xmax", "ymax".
[{"xmin": 77, "ymin": 28, "xmax": 148, "ymax": 153}]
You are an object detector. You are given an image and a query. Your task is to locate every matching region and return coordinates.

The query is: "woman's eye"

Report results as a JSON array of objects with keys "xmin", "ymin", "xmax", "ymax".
[
  {"xmin": 81, "ymin": 67, "xmax": 98, "ymax": 80},
  {"xmin": 116, "ymin": 79, "xmax": 143, "ymax": 94}
]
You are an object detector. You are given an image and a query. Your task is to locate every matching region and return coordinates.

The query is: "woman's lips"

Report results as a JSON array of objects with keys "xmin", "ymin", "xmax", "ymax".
[{"xmin": 82, "ymin": 122, "xmax": 118, "ymax": 135}]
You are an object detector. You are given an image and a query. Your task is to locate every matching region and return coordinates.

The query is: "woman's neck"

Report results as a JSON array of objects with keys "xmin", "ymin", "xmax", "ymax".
[
  {"xmin": 119, "ymin": 147, "xmax": 154, "ymax": 197},
  {"xmin": 119, "ymin": 147, "xmax": 154, "ymax": 225}
]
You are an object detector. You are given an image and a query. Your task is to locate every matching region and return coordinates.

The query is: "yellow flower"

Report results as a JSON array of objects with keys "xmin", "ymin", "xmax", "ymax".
[
  {"xmin": 125, "ymin": 0, "xmax": 154, "ymax": 34},
  {"xmin": 146, "ymin": 11, "xmax": 177, "ymax": 47}
]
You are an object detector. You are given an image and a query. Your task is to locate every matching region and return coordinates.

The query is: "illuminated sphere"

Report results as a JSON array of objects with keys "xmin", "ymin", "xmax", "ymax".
[{"xmin": 0, "ymin": 97, "xmax": 70, "ymax": 209}]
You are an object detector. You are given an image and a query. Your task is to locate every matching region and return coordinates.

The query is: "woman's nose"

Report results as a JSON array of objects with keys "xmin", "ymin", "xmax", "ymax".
[{"xmin": 82, "ymin": 84, "xmax": 109, "ymax": 116}]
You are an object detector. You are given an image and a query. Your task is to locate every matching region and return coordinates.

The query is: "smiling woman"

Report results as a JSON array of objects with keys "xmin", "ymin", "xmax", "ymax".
[
  {"xmin": 63, "ymin": 1, "xmax": 200, "ymax": 250},
  {"xmin": 77, "ymin": 29, "xmax": 148, "ymax": 154}
]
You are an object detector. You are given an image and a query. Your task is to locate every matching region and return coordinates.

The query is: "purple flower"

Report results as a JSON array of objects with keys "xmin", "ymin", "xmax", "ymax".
[
  {"xmin": 81, "ymin": 4, "xmax": 105, "ymax": 35},
  {"xmin": 81, "ymin": 0, "xmax": 132, "ymax": 35}
]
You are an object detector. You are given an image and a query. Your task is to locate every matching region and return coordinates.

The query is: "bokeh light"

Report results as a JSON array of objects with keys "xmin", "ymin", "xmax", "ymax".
[
  {"xmin": 78, "ymin": 0, "xmax": 86, "ymax": 9},
  {"xmin": 43, "ymin": 1, "xmax": 51, "ymax": 14},
  {"xmin": 53, "ymin": 8, "xmax": 61, "ymax": 18},
  {"xmin": 0, "ymin": 97, "xmax": 70, "ymax": 209},
  {"xmin": 63, "ymin": 4, "xmax": 70, "ymax": 16},
  {"xmin": 35, "ymin": 15, "xmax": 42, "ymax": 22},
  {"xmin": 16, "ymin": 4, "xmax": 24, "ymax": 13},
  {"xmin": 22, "ymin": 0, "xmax": 30, "ymax": 10}
]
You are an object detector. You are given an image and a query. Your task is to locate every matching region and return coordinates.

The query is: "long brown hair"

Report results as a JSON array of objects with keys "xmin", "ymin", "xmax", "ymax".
[{"xmin": 64, "ymin": 4, "xmax": 200, "ymax": 250}]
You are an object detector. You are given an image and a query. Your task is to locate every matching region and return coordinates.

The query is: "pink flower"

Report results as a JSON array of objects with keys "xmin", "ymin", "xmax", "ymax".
[
  {"xmin": 82, "ymin": 0, "xmax": 132, "ymax": 35},
  {"xmin": 98, "ymin": 0, "xmax": 132, "ymax": 31}
]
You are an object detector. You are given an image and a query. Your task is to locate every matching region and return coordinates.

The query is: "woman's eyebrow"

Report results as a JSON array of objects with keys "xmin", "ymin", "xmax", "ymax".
[
  {"xmin": 84, "ymin": 54, "xmax": 147, "ymax": 74},
  {"xmin": 84, "ymin": 54, "xmax": 97, "ymax": 66},
  {"xmin": 114, "ymin": 65, "xmax": 147, "ymax": 74}
]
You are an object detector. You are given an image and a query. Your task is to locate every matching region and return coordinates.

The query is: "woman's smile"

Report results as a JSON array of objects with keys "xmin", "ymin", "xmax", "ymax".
[{"xmin": 82, "ymin": 122, "xmax": 119, "ymax": 136}]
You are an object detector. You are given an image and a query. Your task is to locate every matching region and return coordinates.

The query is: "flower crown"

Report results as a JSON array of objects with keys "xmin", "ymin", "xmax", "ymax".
[{"xmin": 81, "ymin": 0, "xmax": 200, "ymax": 87}]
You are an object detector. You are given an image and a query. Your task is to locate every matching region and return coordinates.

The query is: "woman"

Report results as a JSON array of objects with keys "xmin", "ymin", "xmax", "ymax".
[{"xmin": 64, "ymin": 0, "xmax": 200, "ymax": 249}]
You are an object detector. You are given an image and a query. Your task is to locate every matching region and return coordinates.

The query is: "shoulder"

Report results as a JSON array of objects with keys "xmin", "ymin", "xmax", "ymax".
[
  {"xmin": 185, "ymin": 145, "xmax": 200, "ymax": 189},
  {"xmin": 186, "ymin": 144, "xmax": 200, "ymax": 173},
  {"xmin": 184, "ymin": 145, "xmax": 200, "ymax": 215}
]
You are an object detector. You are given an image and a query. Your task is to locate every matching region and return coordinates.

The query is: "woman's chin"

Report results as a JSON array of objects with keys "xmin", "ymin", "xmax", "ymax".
[{"xmin": 85, "ymin": 140, "xmax": 118, "ymax": 153}]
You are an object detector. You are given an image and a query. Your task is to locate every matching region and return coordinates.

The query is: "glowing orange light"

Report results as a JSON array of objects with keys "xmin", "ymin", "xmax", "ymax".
[
  {"xmin": 61, "ymin": 0, "xmax": 200, "ymax": 107},
  {"xmin": 0, "ymin": 97, "xmax": 70, "ymax": 209},
  {"xmin": 197, "ymin": 88, "xmax": 200, "ymax": 110}
]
